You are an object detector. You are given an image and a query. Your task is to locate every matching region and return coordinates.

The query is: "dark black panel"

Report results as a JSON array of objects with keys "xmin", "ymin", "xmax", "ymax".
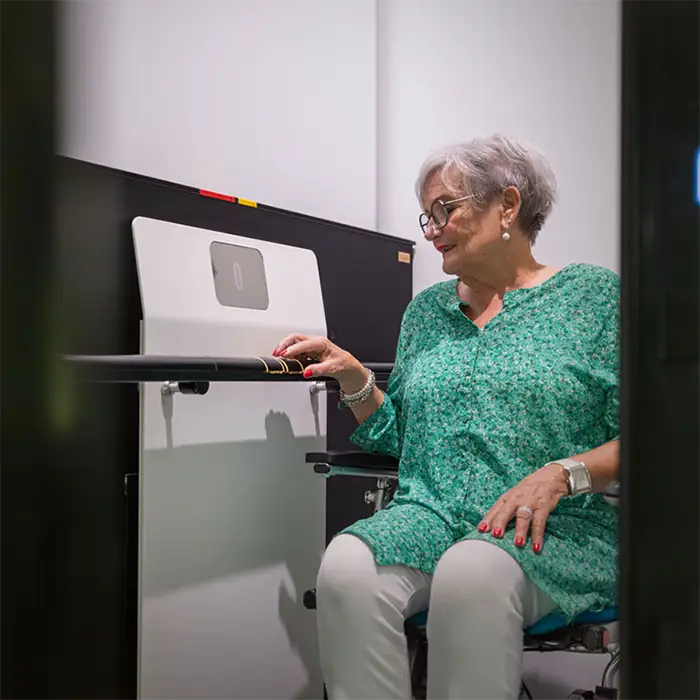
[
  {"xmin": 40, "ymin": 158, "xmax": 142, "ymax": 699},
  {"xmin": 620, "ymin": 1, "xmax": 700, "ymax": 698},
  {"xmin": 1, "ymin": 0, "xmax": 60, "ymax": 698},
  {"xmin": 53, "ymin": 155, "xmax": 414, "ymax": 698},
  {"xmin": 325, "ymin": 393, "xmax": 388, "ymax": 541}
]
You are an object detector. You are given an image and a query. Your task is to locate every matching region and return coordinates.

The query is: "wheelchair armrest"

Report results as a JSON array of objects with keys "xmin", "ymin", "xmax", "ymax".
[{"xmin": 305, "ymin": 451, "xmax": 399, "ymax": 479}]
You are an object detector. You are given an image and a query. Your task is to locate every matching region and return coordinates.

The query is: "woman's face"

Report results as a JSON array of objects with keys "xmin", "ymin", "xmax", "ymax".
[{"xmin": 421, "ymin": 172, "xmax": 513, "ymax": 277}]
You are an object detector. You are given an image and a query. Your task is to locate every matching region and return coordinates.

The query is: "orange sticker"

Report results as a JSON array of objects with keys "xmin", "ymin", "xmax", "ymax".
[{"xmin": 398, "ymin": 251, "xmax": 411, "ymax": 264}]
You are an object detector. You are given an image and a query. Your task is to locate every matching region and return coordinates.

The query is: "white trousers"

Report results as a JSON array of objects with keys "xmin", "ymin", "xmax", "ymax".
[{"xmin": 316, "ymin": 534, "xmax": 557, "ymax": 700}]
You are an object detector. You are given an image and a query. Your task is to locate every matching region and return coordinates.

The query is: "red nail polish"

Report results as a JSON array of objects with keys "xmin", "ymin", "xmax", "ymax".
[
  {"xmin": 303, "ymin": 369, "xmax": 312, "ymax": 378},
  {"xmin": 493, "ymin": 528, "xmax": 502, "ymax": 538},
  {"xmin": 533, "ymin": 543, "xmax": 541, "ymax": 553},
  {"xmin": 272, "ymin": 349, "xmax": 277, "ymax": 356},
  {"xmin": 515, "ymin": 536, "xmax": 524, "ymax": 547},
  {"xmin": 280, "ymin": 350, "xmax": 287, "ymax": 356},
  {"xmin": 478, "ymin": 523, "xmax": 488, "ymax": 532}
]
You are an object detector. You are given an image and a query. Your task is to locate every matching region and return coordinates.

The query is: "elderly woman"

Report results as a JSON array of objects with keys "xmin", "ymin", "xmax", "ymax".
[{"xmin": 274, "ymin": 135, "xmax": 619, "ymax": 700}]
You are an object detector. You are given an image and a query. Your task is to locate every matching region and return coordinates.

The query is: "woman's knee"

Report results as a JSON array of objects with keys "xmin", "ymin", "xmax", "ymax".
[
  {"xmin": 316, "ymin": 534, "xmax": 377, "ymax": 604},
  {"xmin": 317, "ymin": 534, "xmax": 429, "ymax": 621},
  {"xmin": 430, "ymin": 539, "xmax": 525, "ymax": 608}
]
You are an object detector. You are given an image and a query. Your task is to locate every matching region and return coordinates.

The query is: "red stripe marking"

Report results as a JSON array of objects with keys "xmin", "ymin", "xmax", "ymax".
[{"xmin": 199, "ymin": 189, "xmax": 236, "ymax": 203}]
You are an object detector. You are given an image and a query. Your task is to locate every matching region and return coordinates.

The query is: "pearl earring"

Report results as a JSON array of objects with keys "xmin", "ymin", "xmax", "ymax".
[{"xmin": 502, "ymin": 231, "xmax": 511, "ymax": 241}]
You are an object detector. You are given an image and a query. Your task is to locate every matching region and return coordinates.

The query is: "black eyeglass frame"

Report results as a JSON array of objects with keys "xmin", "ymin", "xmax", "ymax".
[{"xmin": 418, "ymin": 194, "xmax": 476, "ymax": 234}]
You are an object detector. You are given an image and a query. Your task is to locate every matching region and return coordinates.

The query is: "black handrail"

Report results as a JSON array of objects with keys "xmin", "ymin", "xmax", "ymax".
[{"xmin": 62, "ymin": 354, "xmax": 394, "ymax": 384}]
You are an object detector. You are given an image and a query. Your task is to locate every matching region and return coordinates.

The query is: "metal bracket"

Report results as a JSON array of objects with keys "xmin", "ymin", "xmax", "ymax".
[
  {"xmin": 364, "ymin": 477, "xmax": 393, "ymax": 512},
  {"xmin": 309, "ymin": 381, "xmax": 328, "ymax": 395},
  {"xmin": 161, "ymin": 381, "xmax": 210, "ymax": 397}
]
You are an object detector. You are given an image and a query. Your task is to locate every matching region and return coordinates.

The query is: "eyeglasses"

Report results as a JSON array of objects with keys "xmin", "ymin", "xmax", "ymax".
[{"xmin": 419, "ymin": 194, "xmax": 476, "ymax": 234}]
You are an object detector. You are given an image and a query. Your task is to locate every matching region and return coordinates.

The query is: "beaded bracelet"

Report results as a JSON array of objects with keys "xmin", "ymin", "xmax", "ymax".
[{"xmin": 339, "ymin": 368, "xmax": 376, "ymax": 408}]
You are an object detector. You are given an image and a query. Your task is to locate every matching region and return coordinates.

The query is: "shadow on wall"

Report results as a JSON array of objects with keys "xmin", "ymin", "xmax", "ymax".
[{"xmin": 141, "ymin": 410, "xmax": 325, "ymax": 699}]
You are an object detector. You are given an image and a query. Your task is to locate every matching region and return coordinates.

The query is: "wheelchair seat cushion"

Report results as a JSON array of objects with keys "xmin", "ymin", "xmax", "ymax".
[
  {"xmin": 407, "ymin": 605, "xmax": 618, "ymax": 637},
  {"xmin": 525, "ymin": 605, "xmax": 619, "ymax": 636}
]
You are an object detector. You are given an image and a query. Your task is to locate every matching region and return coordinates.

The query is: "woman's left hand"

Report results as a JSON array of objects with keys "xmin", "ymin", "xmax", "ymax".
[{"xmin": 477, "ymin": 463, "xmax": 570, "ymax": 553}]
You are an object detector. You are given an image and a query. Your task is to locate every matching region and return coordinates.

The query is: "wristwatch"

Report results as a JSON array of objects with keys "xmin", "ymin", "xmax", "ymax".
[{"xmin": 546, "ymin": 458, "xmax": 593, "ymax": 496}]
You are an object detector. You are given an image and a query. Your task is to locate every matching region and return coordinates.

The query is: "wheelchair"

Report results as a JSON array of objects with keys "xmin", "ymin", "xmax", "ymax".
[{"xmin": 303, "ymin": 449, "xmax": 621, "ymax": 700}]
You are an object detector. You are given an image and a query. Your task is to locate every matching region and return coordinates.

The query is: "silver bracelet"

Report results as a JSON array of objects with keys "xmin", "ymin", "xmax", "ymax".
[{"xmin": 339, "ymin": 369, "xmax": 376, "ymax": 408}]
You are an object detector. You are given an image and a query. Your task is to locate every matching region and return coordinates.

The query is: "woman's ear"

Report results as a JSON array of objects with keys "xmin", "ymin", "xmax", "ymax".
[{"xmin": 501, "ymin": 186, "xmax": 522, "ymax": 227}]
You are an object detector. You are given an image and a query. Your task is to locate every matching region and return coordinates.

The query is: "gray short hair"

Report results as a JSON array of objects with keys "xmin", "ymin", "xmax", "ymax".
[{"xmin": 415, "ymin": 134, "xmax": 558, "ymax": 242}]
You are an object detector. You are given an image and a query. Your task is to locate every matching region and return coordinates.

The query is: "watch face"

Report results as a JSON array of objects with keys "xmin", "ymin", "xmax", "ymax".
[{"xmin": 570, "ymin": 465, "xmax": 592, "ymax": 493}]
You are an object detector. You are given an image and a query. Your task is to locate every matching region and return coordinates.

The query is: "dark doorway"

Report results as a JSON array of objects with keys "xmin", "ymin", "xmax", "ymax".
[{"xmin": 620, "ymin": 1, "xmax": 700, "ymax": 697}]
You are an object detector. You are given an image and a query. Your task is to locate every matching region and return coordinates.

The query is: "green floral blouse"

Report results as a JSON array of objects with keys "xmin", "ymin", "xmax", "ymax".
[{"xmin": 342, "ymin": 263, "xmax": 620, "ymax": 621}]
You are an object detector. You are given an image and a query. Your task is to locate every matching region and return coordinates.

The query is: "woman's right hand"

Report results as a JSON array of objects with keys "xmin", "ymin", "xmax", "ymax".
[{"xmin": 272, "ymin": 334, "xmax": 368, "ymax": 392}]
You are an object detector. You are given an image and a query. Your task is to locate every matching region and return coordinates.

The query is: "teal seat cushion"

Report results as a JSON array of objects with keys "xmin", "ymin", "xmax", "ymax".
[{"xmin": 406, "ymin": 606, "xmax": 619, "ymax": 637}]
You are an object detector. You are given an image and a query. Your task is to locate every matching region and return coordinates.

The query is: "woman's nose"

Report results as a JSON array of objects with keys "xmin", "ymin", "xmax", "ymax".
[{"xmin": 424, "ymin": 223, "xmax": 440, "ymax": 242}]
